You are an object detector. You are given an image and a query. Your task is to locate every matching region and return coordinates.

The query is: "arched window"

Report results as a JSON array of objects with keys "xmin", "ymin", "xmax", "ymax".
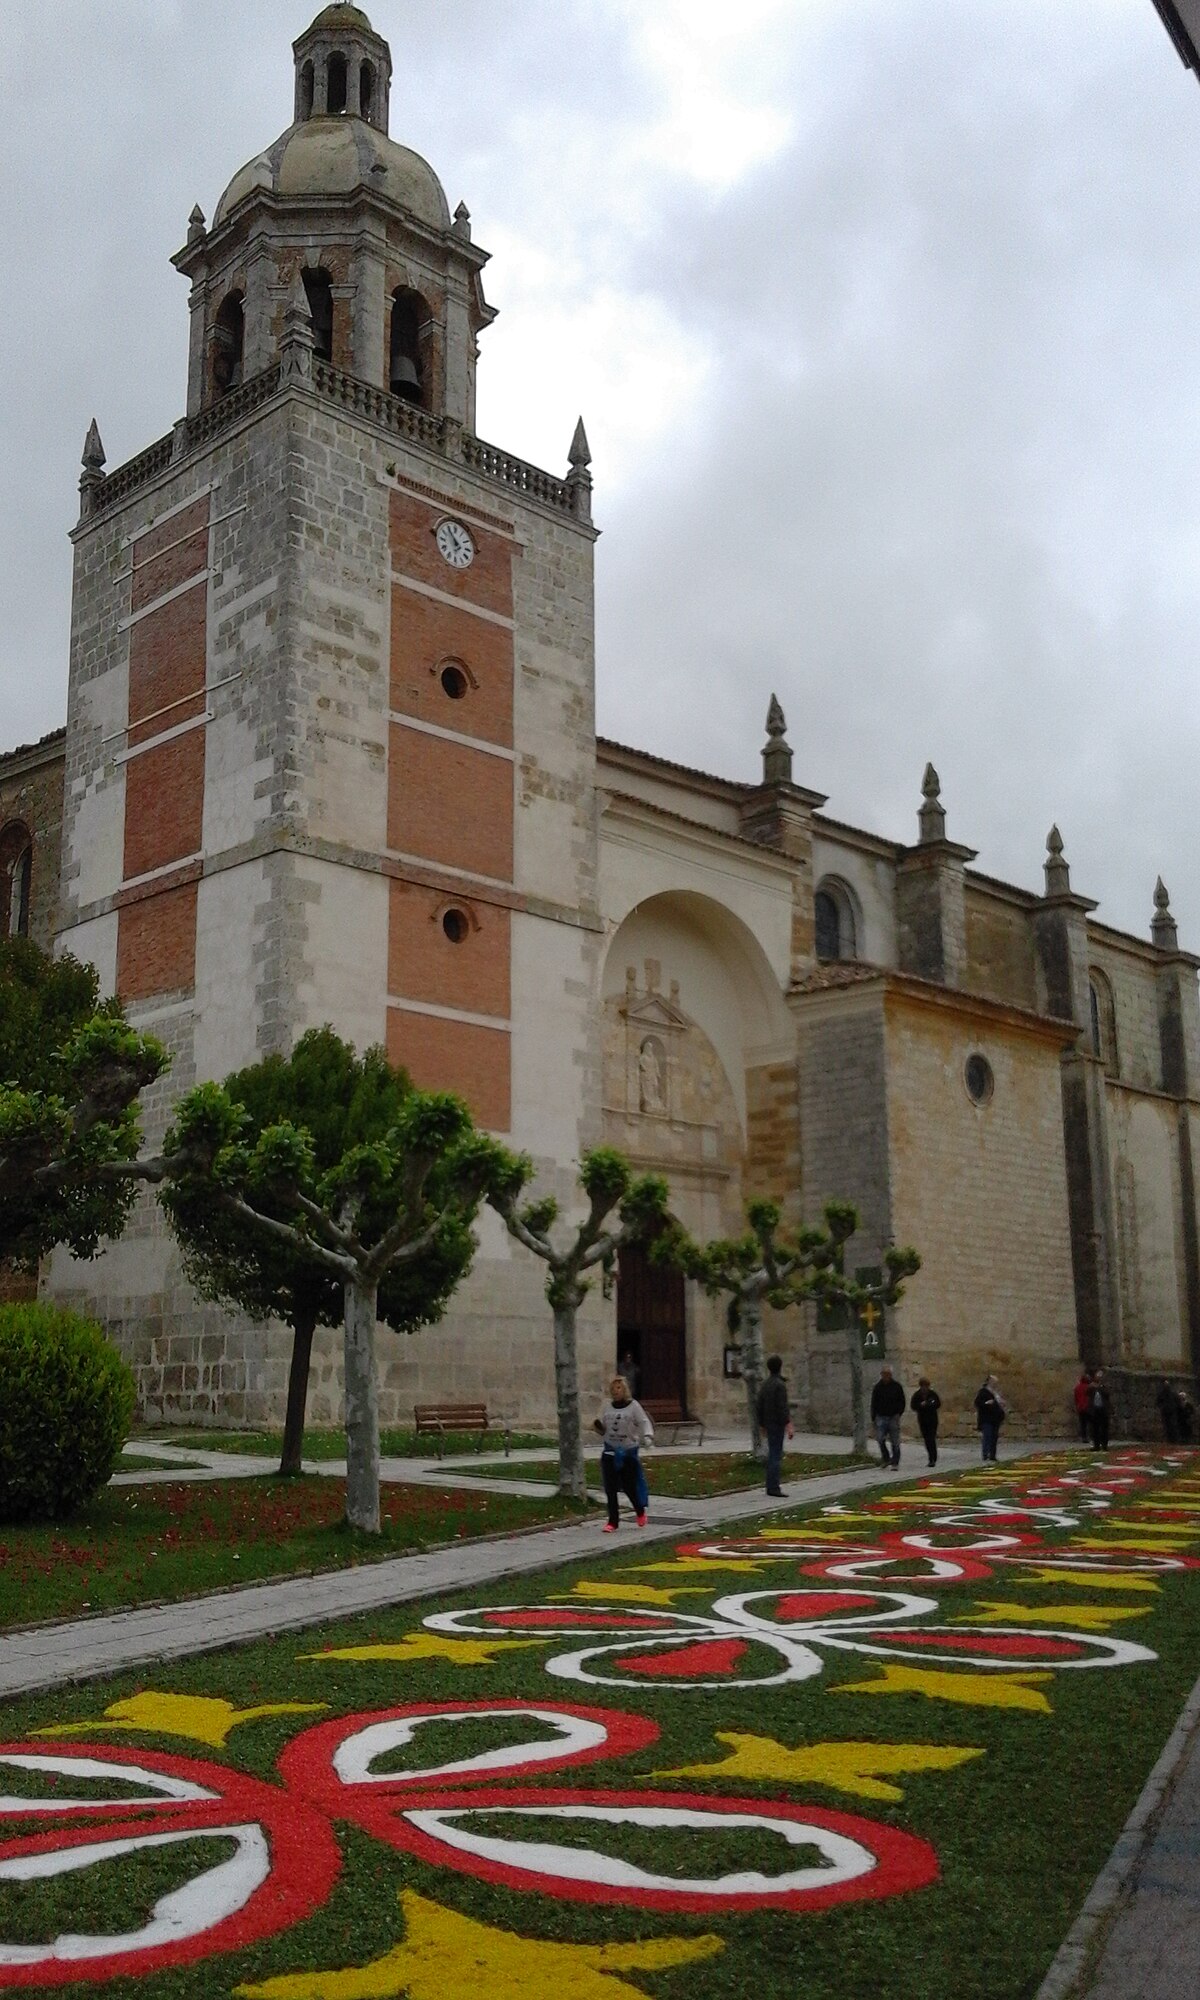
[
  {"xmin": 0, "ymin": 823, "xmax": 32, "ymax": 939},
  {"xmin": 360, "ymin": 60, "xmax": 376, "ymax": 119},
  {"xmin": 327, "ymin": 51, "xmax": 348, "ymax": 115},
  {"xmin": 814, "ymin": 877, "xmax": 859, "ymax": 964},
  {"xmin": 212, "ymin": 291, "xmax": 244, "ymax": 396},
  {"xmin": 302, "ymin": 268, "xmax": 334, "ymax": 363},
  {"xmin": 299, "ymin": 59, "xmax": 315, "ymax": 120},
  {"xmin": 389, "ymin": 289, "xmax": 427, "ymax": 405},
  {"xmin": 1088, "ymin": 969, "xmax": 1119, "ymax": 1078}
]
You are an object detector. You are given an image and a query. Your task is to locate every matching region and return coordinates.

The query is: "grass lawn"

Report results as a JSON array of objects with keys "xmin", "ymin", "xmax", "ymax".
[
  {"xmin": 144, "ymin": 1427, "xmax": 554, "ymax": 1460},
  {"xmin": 0, "ymin": 1479, "xmax": 579, "ymax": 1632},
  {"xmin": 3, "ymin": 1447, "xmax": 1199, "ymax": 1998},
  {"xmin": 467, "ymin": 1450, "xmax": 874, "ymax": 1498}
]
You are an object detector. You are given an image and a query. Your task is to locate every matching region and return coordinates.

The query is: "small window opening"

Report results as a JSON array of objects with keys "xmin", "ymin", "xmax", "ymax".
[
  {"xmin": 965, "ymin": 1053, "xmax": 994, "ymax": 1106},
  {"xmin": 0, "ymin": 825, "xmax": 32, "ymax": 940},
  {"xmin": 440, "ymin": 664, "xmax": 468, "ymax": 701},
  {"xmin": 442, "ymin": 908, "xmax": 469, "ymax": 944},
  {"xmin": 360, "ymin": 61, "xmax": 375, "ymax": 119},
  {"xmin": 327, "ymin": 51, "xmax": 348, "ymax": 114},
  {"xmin": 212, "ymin": 292, "xmax": 244, "ymax": 396},
  {"xmin": 1088, "ymin": 970, "xmax": 1119, "ymax": 1078},
  {"xmin": 299, "ymin": 59, "xmax": 315, "ymax": 119},
  {"xmin": 390, "ymin": 289, "xmax": 426, "ymax": 404},
  {"xmin": 303, "ymin": 269, "xmax": 334, "ymax": 364},
  {"xmin": 814, "ymin": 890, "xmax": 840, "ymax": 965}
]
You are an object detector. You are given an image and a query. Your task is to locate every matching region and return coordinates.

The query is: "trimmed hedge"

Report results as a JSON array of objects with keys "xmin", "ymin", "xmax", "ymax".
[{"xmin": 0, "ymin": 1303, "xmax": 135, "ymax": 1522}]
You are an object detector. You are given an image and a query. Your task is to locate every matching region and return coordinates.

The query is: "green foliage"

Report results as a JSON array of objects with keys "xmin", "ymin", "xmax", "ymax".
[
  {"xmin": 0, "ymin": 1302, "xmax": 135, "ymax": 1522},
  {"xmin": 161, "ymin": 1030, "xmax": 488, "ymax": 1337},
  {"xmin": 0, "ymin": 941, "xmax": 167, "ymax": 1269},
  {"xmin": 657, "ymin": 1198, "xmax": 921, "ymax": 1314}
]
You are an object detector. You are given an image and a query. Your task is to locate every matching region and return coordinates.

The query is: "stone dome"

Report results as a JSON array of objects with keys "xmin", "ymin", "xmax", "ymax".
[{"xmin": 214, "ymin": 118, "xmax": 451, "ymax": 232}]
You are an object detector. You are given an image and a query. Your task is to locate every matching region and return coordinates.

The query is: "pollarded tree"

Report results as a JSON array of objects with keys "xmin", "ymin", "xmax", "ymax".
[
  {"xmin": 160, "ymin": 1030, "xmax": 477, "ymax": 1478},
  {"xmin": 0, "ymin": 940, "xmax": 167, "ymax": 1269},
  {"xmin": 657, "ymin": 1198, "xmax": 920, "ymax": 1456},
  {"xmin": 490, "ymin": 1148, "xmax": 670, "ymax": 1501},
  {"xmin": 164, "ymin": 1083, "xmax": 516, "ymax": 1532}
]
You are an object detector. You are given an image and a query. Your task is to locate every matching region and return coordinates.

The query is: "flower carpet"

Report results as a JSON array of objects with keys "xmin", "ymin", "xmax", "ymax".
[{"xmin": 1, "ymin": 1448, "xmax": 1199, "ymax": 1997}]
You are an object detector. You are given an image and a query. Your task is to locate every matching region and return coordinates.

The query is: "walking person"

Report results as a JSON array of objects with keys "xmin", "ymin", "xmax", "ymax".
[
  {"xmin": 870, "ymin": 1364, "xmax": 906, "ymax": 1469},
  {"xmin": 1156, "ymin": 1377, "xmax": 1180, "ymax": 1445},
  {"xmin": 755, "ymin": 1354, "xmax": 794, "ymax": 1497},
  {"xmin": 593, "ymin": 1375, "xmax": 654, "ymax": 1533},
  {"xmin": 1074, "ymin": 1369, "xmax": 1093, "ymax": 1446},
  {"xmin": 1178, "ymin": 1387, "xmax": 1196, "ymax": 1445},
  {"xmin": 975, "ymin": 1375, "xmax": 1006, "ymax": 1462},
  {"xmin": 910, "ymin": 1376, "xmax": 941, "ymax": 1467},
  {"xmin": 1090, "ymin": 1368, "xmax": 1112, "ymax": 1452}
]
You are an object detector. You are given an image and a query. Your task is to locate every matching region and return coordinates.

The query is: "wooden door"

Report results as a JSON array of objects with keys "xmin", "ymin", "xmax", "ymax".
[{"xmin": 617, "ymin": 1246, "xmax": 687, "ymax": 1416}]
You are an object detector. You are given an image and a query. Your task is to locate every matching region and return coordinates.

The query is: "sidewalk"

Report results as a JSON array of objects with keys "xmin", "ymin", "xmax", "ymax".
[
  {"xmin": 1037, "ymin": 1663, "xmax": 1200, "ymax": 1999},
  {"xmin": 0, "ymin": 1447, "xmax": 983, "ymax": 1699}
]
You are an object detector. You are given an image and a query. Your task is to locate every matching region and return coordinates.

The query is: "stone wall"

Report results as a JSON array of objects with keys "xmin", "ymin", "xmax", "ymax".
[
  {"xmin": 0, "ymin": 730, "xmax": 65, "ymax": 952},
  {"xmin": 884, "ymin": 986, "xmax": 1078, "ymax": 1434}
]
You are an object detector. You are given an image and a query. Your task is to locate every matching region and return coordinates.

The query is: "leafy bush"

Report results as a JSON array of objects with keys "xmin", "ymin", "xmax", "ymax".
[{"xmin": 0, "ymin": 1304, "xmax": 135, "ymax": 1522}]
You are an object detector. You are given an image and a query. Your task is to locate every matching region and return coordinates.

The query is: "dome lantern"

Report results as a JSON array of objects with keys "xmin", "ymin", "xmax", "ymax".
[{"xmin": 293, "ymin": 4, "xmax": 392, "ymax": 133}]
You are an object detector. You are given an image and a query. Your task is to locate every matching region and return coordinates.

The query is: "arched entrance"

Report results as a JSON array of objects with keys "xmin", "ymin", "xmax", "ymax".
[{"xmin": 616, "ymin": 1244, "xmax": 687, "ymax": 1416}]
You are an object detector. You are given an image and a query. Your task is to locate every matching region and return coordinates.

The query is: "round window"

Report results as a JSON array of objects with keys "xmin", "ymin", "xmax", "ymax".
[
  {"xmin": 442, "ymin": 908, "xmax": 469, "ymax": 944},
  {"xmin": 964, "ymin": 1053, "xmax": 994, "ymax": 1106},
  {"xmin": 440, "ymin": 664, "xmax": 468, "ymax": 701}
]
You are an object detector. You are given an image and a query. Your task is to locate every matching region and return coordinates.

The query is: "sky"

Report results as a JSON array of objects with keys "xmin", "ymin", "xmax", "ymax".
[{"xmin": 3, "ymin": 0, "xmax": 1200, "ymax": 938}]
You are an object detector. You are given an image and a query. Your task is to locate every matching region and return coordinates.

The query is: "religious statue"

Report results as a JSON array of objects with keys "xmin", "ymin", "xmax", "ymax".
[{"xmin": 639, "ymin": 1037, "xmax": 666, "ymax": 1115}]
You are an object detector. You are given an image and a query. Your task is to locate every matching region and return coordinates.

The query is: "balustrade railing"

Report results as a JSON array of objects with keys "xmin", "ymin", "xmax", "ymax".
[{"xmin": 87, "ymin": 357, "xmax": 583, "ymax": 519}]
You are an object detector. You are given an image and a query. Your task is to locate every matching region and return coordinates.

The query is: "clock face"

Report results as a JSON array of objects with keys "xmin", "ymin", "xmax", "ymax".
[{"xmin": 435, "ymin": 519, "xmax": 475, "ymax": 569}]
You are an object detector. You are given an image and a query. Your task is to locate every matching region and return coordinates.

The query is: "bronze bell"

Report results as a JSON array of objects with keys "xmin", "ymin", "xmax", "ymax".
[{"xmin": 390, "ymin": 353, "xmax": 421, "ymax": 403}]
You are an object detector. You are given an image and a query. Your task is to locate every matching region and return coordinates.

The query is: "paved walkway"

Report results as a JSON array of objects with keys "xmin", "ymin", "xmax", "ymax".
[
  {"xmin": 1081, "ymin": 1712, "xmax": 1200, "ymax": 1998},
  {"xmin": 0, "ymin": 1447, "xmax": 983, "ymax": 1698}
]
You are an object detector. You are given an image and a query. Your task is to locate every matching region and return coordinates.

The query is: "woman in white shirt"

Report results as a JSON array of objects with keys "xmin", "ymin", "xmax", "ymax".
[{"xmin": 593, "ymin": 1374, "xmax": 654, "ymax": 1532}]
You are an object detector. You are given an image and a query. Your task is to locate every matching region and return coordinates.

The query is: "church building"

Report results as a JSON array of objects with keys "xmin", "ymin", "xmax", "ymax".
[{"xmin": 4, "ymin": 5, "xmax": 1200, "ymax": 1436}]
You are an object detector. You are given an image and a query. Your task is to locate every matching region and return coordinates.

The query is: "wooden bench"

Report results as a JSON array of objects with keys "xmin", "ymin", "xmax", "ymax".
[
  {"xmin": 641, "ymin": 1399, "xmax": 706, "ymax": 1447},
  {"xmin": 413, "ymin": 1404, "xmax": 510, "ymax": 1460}
]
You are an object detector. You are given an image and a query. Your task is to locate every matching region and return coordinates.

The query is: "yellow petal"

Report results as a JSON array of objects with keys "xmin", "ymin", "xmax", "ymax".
[
  {"xmin": 952, "ymin": 1601, "xmax": 1151, "ymax": 1630},
  {"xmin": 300, "ymin": 1634, "xmax": 547, "ymax": 1667},
  {"xmin": 556, "ymin": 1581, "xmax": 709, "ymax": 1606},
  {"xmin": 833, "ymin": 1663, "xmax": 1055, "ymax": 1712},
  {"xmin": 33, "ymin": 1694, "xmax": 326, "ymax": 1750},
  {"xmin": 654, "ymin": 1731, "xmax": 983, "ymax": 1801},
  {"xmin": 1013, "ymin": 1567, "xmax": 1160, "ymax": 1593},
  {"xmin": 236, "ymin": 1889, "xmax": 723, "ymax": 2000}
]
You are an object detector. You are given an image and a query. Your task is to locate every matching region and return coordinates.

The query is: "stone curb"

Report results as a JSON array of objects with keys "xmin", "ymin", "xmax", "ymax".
[{"xmin": 1034, "ymin": 1661, "xmax": 1200, "ymax": 1999}]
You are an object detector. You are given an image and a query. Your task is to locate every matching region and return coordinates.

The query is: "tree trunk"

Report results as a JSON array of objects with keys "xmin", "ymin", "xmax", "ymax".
[
  {"xmin": 741, "ymin": 1294, "xmax": 767, "ymax": 1460},
  {"xmin": 846, "ymin": 1324, "xmax": 868, "ymax": 1454},
  {"xmin": 553, "ymin": 1291, "xmax": 586, "ymax": 1501},
  {"xmin": 343, "ymin": 1278, "xmax": 381, "ymax": 1533},
  {"xmin": 279, "ymin": 1298, "xmax": 318, "ymax": 1478}
]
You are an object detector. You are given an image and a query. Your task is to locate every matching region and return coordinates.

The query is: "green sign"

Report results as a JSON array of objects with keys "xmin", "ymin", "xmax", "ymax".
[{"xmin": 856, "ymin": 1266, "xmax": 885, "ymax": 1359}]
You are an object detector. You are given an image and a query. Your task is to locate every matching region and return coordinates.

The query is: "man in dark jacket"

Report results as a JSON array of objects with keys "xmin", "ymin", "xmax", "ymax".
[
  {"xmin": 870, "ymin": 1365, "xmax": 906, "ymax": 1468},
  {"xmin": 755, "ymin": 1355, "xmax": 793, "ymax": 1497},
  {"xmin": 974, "ymin": 1375, "xmax": 1006, "ymax": 1462},
  {"xmin": 910, "ymin": 1377, "xmax": 941, "ymax": 1467},
  {"xmin": 1157, "ymin": 1378, "xmax": 1180, "ymax": 1444}
]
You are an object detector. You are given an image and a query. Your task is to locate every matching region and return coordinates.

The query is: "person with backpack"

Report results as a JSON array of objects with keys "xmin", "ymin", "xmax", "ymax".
[
  {"xmin": 755, "ymin": 1354, "xmax": 794, "ymax": 1497},
  {"xmin": 910, "ymin": 1376, "xmax": 942, "ymax": 1467},
  {"xmin": 974, "ymin": 1375, "xmax": 1006, "ymax": 1462}
]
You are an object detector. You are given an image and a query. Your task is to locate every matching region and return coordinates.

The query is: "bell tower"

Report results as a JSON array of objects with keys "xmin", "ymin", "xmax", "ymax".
[
  {"xmin": 58, "ymin": 7, "xmax": 600, "ymax": 1430},
  {"xmin": 292, "ymin": 5, "xmax": 392, "ymax": 127},
  {"xmin": 172, "ymin": 3, "xmax": 494, "ymax": 426}
]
